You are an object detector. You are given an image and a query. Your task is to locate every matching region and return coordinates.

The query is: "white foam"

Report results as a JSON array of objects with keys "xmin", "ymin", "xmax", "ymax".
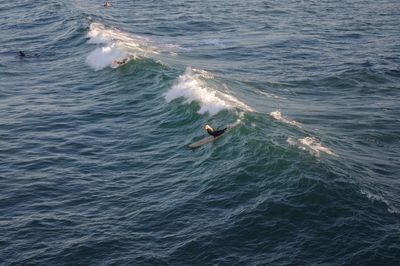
[
  {"xmin": 87, "ymin": 24, "xmax": 111, "ymax": 44},
  {"xmin": 270, "ymin": 110, "xmax": 302, "ymax": 128},
  {"xmin": 85, "ymin": 22, "xmax": 159, "ymax": 70},
  {"xmin": 87, "ymin": 23, "xmax": 151, "ymax": 50},
  {"xmin": 164, "ymin": 68, "xmax": 253, "ymax": 116},
  {"xmin": 300, "ymin": 137, "xmax": 338, "ymax": 157},
  {"xmin": 361, "ymin": 189, "xmax": 399, "ymax": 214},
  {"xmin": 85, "ymin": 45, "xmax": 124, "ymax": 71},
  {"xmin": 230, "ymin": 117, "xmax": 242, "ymax": 128},
  {"xmin": 259, "ymin": 91, "xmax": 286, "ymax": 100},
  {"xmin": 286, "ymin": 136, "xmax": 297, "ymax": 146},
  {"xmin": 287, "ymin": 136, "xmax": 338, "ymax": 157},
  {"xmin": 192, "ymin": 68, "xmax": 214, "ymax": 79}
]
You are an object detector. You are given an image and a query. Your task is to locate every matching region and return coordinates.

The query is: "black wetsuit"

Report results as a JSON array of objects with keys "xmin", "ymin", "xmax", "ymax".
[{"xmin": 207, "ymin": 128, "xmax": 227, "ymax": 138}]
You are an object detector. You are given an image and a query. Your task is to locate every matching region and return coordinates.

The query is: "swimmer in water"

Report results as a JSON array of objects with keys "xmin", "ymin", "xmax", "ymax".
[
  {"xmin": 103, "ymin": 2, "xmax": 111, "ymax": 7},
  {"xmin": 204, "ymin": 125, "xmax": 227, "ymax": 138},
  {"xmin": 18, "ymin": 51, "xmax": 26, "ymax": 57}
]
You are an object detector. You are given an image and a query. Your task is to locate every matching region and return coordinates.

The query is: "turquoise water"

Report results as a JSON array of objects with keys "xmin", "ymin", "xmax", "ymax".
[{"xmin": 1, "ymin": 0, "xmax": 400, "ymax": 265}]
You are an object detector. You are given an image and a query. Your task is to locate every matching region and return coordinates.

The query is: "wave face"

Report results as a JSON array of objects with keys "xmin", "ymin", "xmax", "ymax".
[
  {"xmin": 165, "ymin": 67, "xmax": 253, "ymax": 115},
  {"xmin": 85, "ymin": 22, "xmax": 160, "ymax": 70},
  {"xmin": 2, "ymin": 0, "xmax": 400, "ymax": 265}
]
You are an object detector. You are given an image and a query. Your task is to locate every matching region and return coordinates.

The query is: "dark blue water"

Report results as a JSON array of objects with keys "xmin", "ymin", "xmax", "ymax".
[{"xmin": 1, "ymin": 0, "xmax": 400, "ymax": 265}]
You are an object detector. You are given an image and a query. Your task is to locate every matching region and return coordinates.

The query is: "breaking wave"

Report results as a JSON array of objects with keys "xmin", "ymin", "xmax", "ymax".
[
  {"xmin": 164, "ymin": 67, "xmax": 254, "ymax": 116},
  {"xmin": 85, "ymin": 22, "xmax": 159, "ymax": 70}
]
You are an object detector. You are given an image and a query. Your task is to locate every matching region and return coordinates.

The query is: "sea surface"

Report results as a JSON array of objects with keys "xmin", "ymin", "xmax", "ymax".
[{"xmin": 1, "ymin": 0, "xmax": 400, "ymax": 265}]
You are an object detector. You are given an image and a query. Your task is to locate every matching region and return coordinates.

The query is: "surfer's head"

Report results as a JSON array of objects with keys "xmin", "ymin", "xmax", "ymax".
[{"xmin": 204, "ymin": 125, "xmax": 213, "ymax": 131}]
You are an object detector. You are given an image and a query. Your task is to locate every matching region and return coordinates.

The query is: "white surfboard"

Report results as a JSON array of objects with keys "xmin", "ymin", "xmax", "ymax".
[
  {"xmin": 189, "ymin": 120, "xmax": 240, "ymax": 149},
  {"xmin": 189, "ymin": 135, "xmax": 223, "ymax": 149}
]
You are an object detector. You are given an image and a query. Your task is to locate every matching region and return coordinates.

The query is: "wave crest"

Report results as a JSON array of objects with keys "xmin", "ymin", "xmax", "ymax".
[
  {"xmin": 288, "ymin": 136, "xmax": 338, "ymax": 157},
  {"xmin": 85, "ymin": 22, "xmax": 158, "ymax": 70},
  {"xmin": 270, "ymin": 110, "xmax": 302, "ymax": 128},
  {"xmin": 164, "ymin": 68, "xmax": 253, "ymax": 116}
]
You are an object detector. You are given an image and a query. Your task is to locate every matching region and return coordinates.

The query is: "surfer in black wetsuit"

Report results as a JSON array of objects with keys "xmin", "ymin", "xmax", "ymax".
[
  {"xmin": 115, "ymin": 58, "xmax": 128, "ymax": 65},
  {"xmin": 204, "ymin": 125, "xmax": 227, "ymax": 138},
  {"xmin": 18, "ymin": 51, "xmax": 26, "ymax": 57},
  {"xmin": 113, "ymin": 55, "xmax": 134, "ymax": 66}
]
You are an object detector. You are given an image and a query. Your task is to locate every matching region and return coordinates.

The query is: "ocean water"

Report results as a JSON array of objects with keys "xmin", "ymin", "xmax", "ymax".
[{"xmin": 1, "ymin": 0, "xmax": 400, "ymax": 265}]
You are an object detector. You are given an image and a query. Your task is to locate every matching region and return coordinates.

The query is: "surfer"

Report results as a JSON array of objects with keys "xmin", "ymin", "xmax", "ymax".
[
  {"xmin": 111, "ymin": 55, "xmax": 135, "ymax": 68},
  {"xmin": 204, "ymin": 125, "xmax": 227, "ymax": 138},
  {"xmin": 103, "ymin": 2, "xmax": 111, "ymax": 7},
  {"xmin": 114, "ymin": 58, "xmax": 128, "ymax": 65},
  {"xmin": 189, "ymin": 124, "xmax": 232, "ymax": 148},
  {"xmin": 18, "ymin": 51, "xmax": 26, "ymax": 57}
]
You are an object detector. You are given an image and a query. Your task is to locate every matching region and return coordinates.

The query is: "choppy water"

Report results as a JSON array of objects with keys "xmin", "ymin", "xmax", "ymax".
[{"xmin": 1, "ymin": 0, "xmax": 400, "ymax": 265}]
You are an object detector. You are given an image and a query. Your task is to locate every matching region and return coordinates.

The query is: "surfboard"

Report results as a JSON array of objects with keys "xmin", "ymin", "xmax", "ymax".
[
  {"xmin": 189, "ymin": 122, "xmax": 239, "ymax": 149},
  {"xmin": 189, "ymin": 135, "xmax": 223, "ymax": 149}
]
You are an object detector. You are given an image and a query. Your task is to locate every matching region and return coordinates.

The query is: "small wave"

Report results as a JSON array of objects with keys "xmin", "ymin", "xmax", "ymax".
[
  {"xmin": 164, "ymin": 68, "xmax": 253, "ymax": 116},
  {"xmin": 270, "ymin": 110, "xmax": 302, "ymax": 128},
  {"xmin": 361, "ymin": 189, "xmax": 399, "ymax": 214},
  {"xmin": 259, "ymin": 91, "xmax": 286, "ymax": 100},
  {"xmin": 287, "ymin": 136, "xmax": 338, "ymax": 157},
  {"xmin": 192, "ymin": 68, "xmax": 214, "ymax": 79},
  {"xmin": 85, "ymin": 22, "xmax": 159, "ymax": 70},
  {"xmin": 300, "ymin": 137, "xmax": 338, "ymax": 157},
  {"xmin": 87, "ymin": 22, "xmax": 156, "ymax": 53}
]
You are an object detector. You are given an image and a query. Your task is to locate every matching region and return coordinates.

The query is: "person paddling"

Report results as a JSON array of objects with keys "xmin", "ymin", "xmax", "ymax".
[
  {"xmin": 204, "ymin": 124, "xmax": 227, "ymax": 138},
  {"xmin": 115, "ymin": 58, "xmax": 128, "ymax": 65}
]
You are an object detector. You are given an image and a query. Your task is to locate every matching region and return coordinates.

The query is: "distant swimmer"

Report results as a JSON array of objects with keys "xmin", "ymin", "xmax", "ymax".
[
  {"xmin": 18, "ymin": 51, "xmax": 26, "ymax": 57},
  {"xmin": 204, "ymin": 124, "xmax": 227, "ymax": 138},
  {"xmin": 103, "ymin": 2, "xmax": 111, "ymax": 7}
]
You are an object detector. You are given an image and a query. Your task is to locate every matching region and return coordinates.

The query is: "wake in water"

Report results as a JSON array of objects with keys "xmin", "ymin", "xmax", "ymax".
[
  {"xmin": 270, "ymin": 111, "xmax": 337, "ymax": 158},
  {"xmin": 287, "ymin": 136, "xmax": 338, "ymax": 157},
  {"xmin": 270, "ymin": 110, "xmax": 302, "ymax": 128},
  {"xmin": 164, "ymin": 67, "xmax": 253, "ymax": 116}
]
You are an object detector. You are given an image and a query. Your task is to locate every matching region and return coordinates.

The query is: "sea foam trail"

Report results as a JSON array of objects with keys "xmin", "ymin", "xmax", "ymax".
[
  {"xmin": 164, "ymin": 68, "xmax": 253, "ymax": 116},
  {"xmin": 361, "ymin": 189, "xmax": 399, "ymax": 214},
  {"xmin": 270, "ymin": 110, "xmax": 302, "ymax": 128},
  {"xmin": 287, "ymin": 136, "xmax": 338, "ymax": 157},
  {"xmin": 85, "ymin": 22, "xmax": 158, "ymax": 70}
]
